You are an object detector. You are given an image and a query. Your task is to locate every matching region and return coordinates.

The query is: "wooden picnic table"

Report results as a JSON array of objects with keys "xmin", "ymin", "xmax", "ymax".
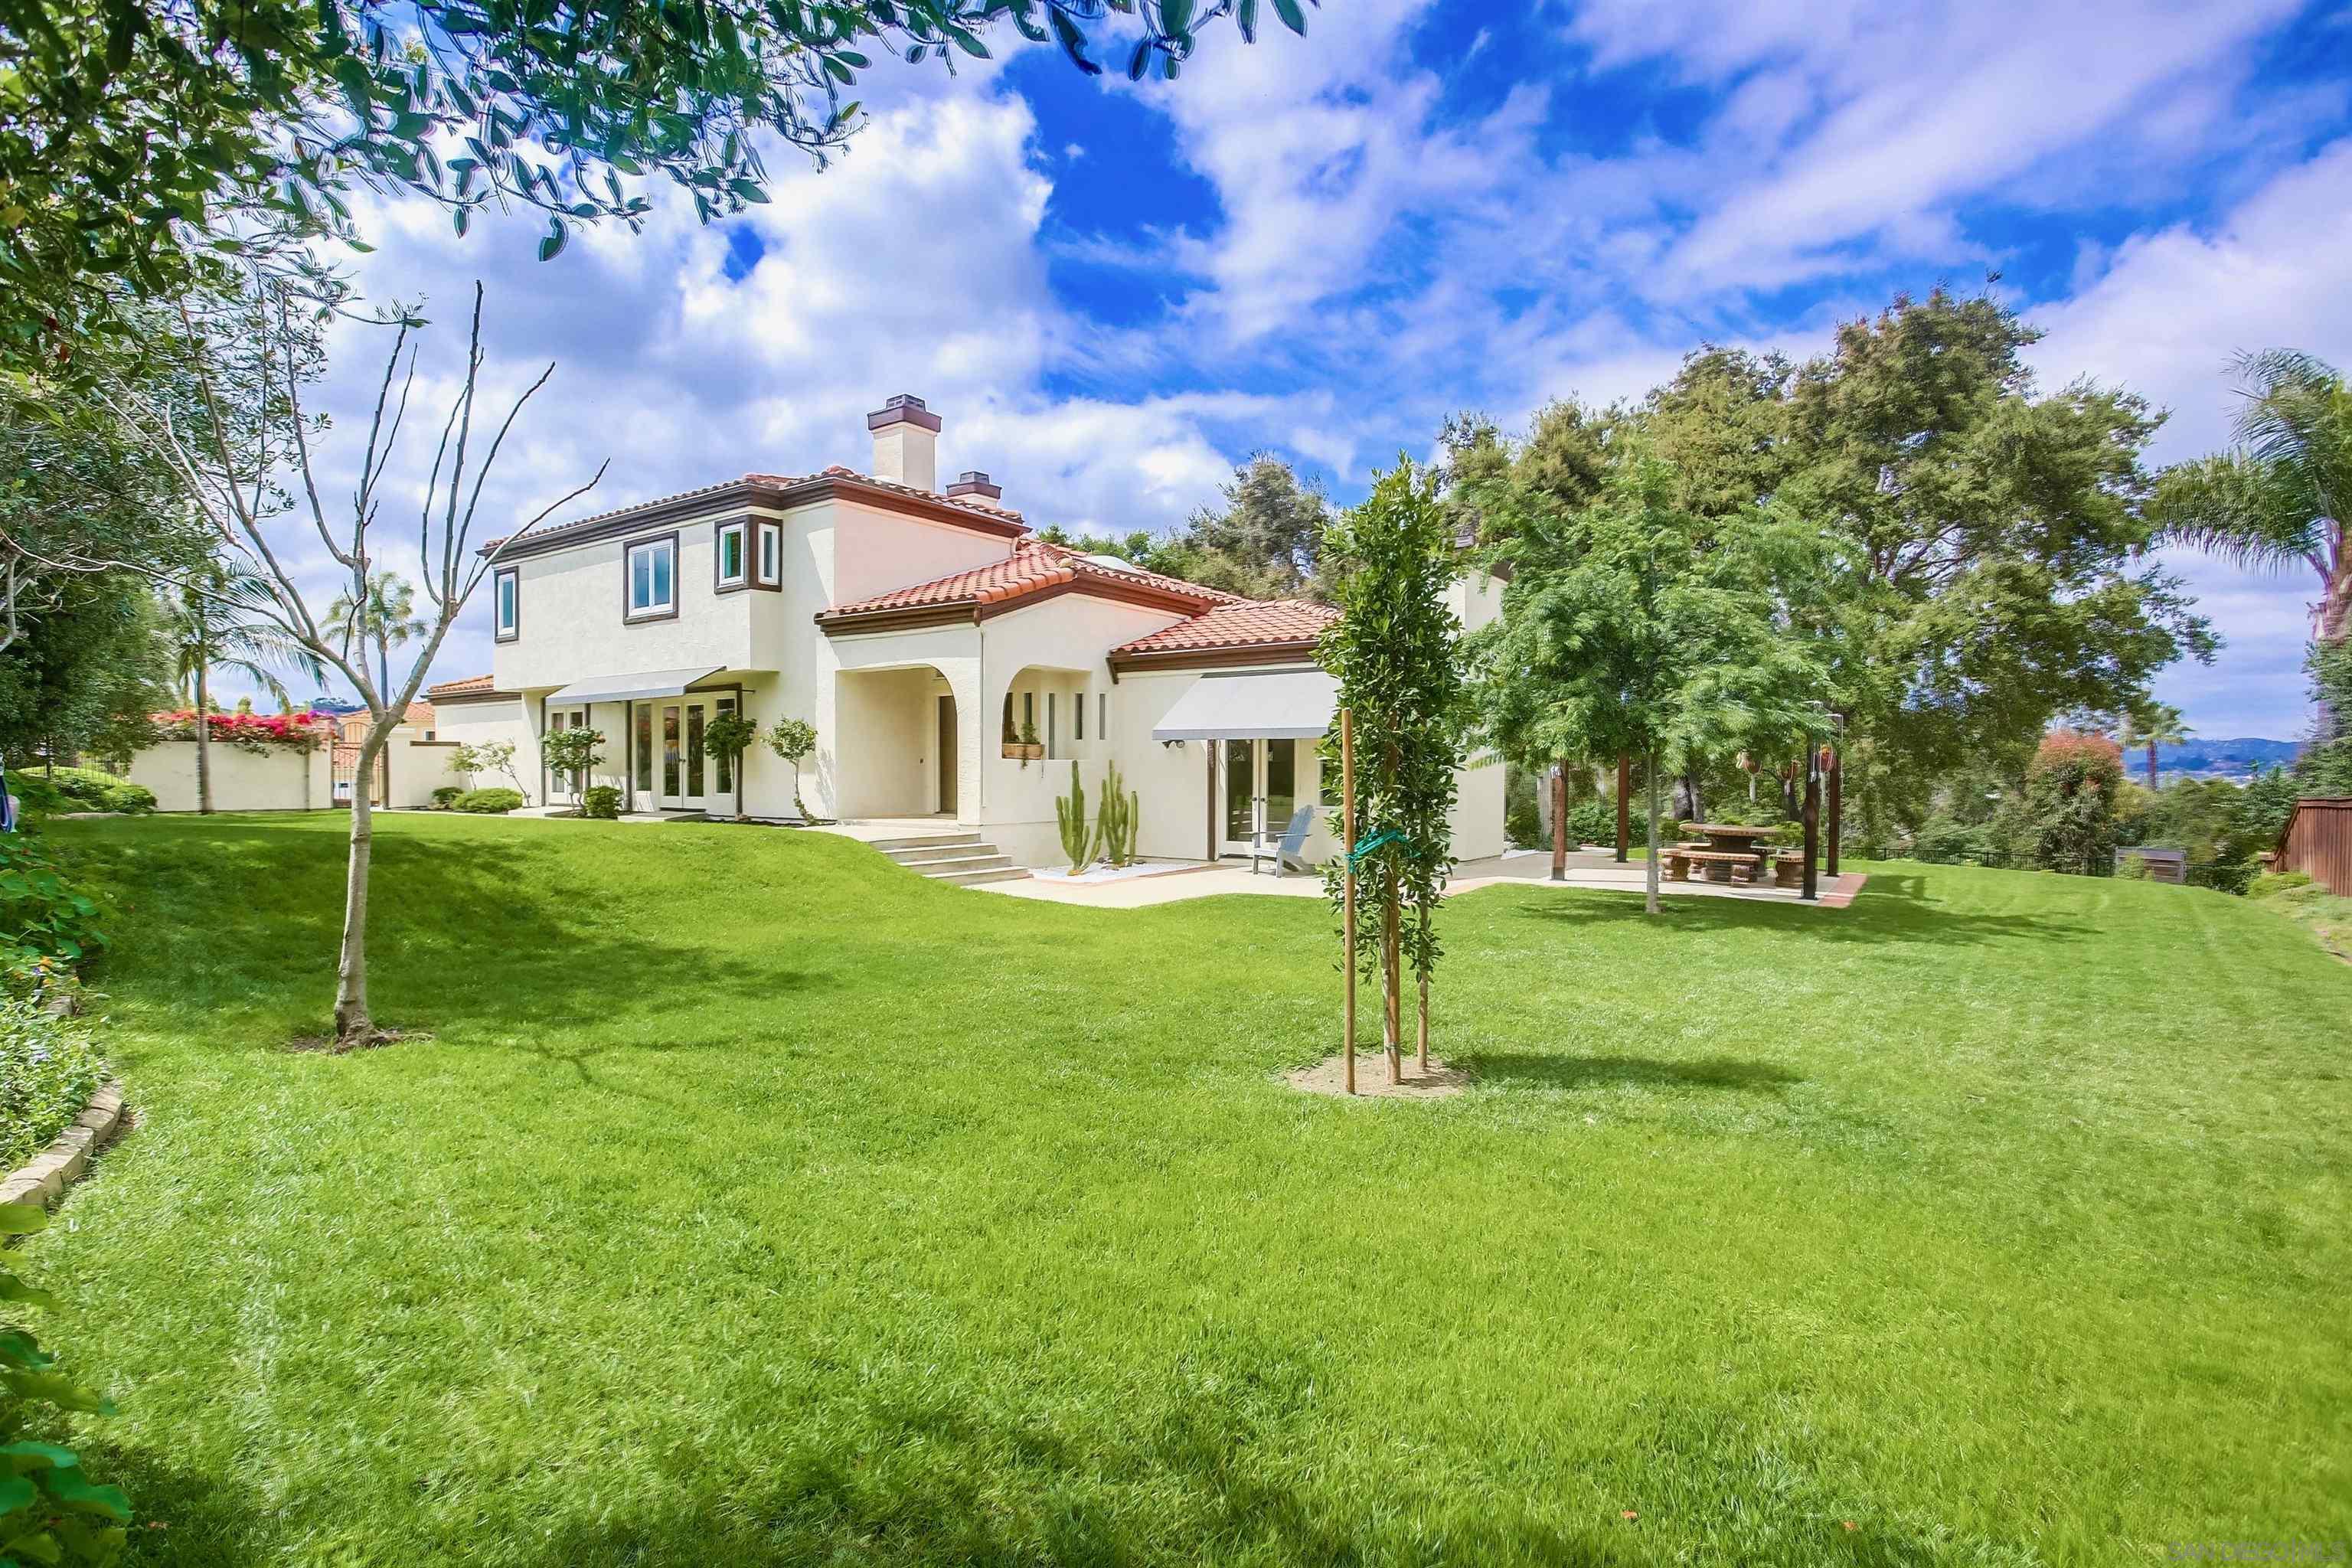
[{"xmin": 1684, "ymin": 824, "xmax": 1777, "ymax": 881}]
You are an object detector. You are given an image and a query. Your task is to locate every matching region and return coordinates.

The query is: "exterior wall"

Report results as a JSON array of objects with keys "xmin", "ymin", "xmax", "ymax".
[
  {"xmin": 129, "ymin": 740, "xmax": 331, "ymax": 813},
  {"xmin": 430, "ymin": 697, "xmax": 535, "ymax": 798},
  {"xmin": 2277, "ymin": 799, "xmax": 2352, "ymax": 895},
  {"xmin": 492, "ymin": 508, "xmax": 758, "ymax": 693}
]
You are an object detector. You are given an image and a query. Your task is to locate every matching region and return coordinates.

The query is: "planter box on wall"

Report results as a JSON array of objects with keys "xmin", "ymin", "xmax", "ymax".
[{"xmin": 1001, "ymin": 743, "xmax": 1044, "ymax": 763}]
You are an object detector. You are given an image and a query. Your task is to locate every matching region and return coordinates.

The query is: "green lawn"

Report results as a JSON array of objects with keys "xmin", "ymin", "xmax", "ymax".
[{"xmin": 21, "ymin": 812, "xmax": 2352, "ymax": 1566}]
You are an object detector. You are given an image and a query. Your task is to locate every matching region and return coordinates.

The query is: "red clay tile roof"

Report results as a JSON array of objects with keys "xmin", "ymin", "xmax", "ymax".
[
  {"xmin": 426, "ymin": 673, "xmax": 496, "ymax": 696},
  {"xmin": 1110, "ymin": 599, "xmax": 1338, "ymax": 658},
  {"xmin": 404, "ymin": 702, "xmax": 435, "ymax": 727},
  {"xmin": 480, "ymin": 469, "xmax": 1028, "ymax": 554},
  {"xmin": 817, "ymin": 541, "xmax": 1243, "ymax": 625}
]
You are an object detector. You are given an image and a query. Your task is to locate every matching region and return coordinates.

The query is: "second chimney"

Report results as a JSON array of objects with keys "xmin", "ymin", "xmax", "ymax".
[{"xmin": 867, "ymin": 394, "xmax": 941, "ymax": 492}]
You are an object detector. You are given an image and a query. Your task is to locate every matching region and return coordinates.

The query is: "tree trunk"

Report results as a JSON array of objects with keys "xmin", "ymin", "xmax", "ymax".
[
  {"xmin": 1341, "ymin": 708, "xmax": 1356, "ymax": 1096},
  {"xmin": 1826, "ymin": 744, "xmax": 1843, "ymax": 877},
  {"xmin": 1645, "ymin": 753, "xmax": 1662, "ymax": 915},
  {"xmin": 1382, "ymin": 867, "xmax": 1401, "ymax": 1086},
  {"xmin": 1550, "ymin": 761, "xmax": 1567, "ymax": 880},
  {"xmin": 1416, "ymin": 939, "xmax": 1429, "ymax": 1073},
  {"xmin": 1615, "ymin": 754, "xmax": 1631, "ymax": 862},
  {"xmin": 332, "ymin": 731, "xmax": 386, "ymax": 1047},
  {"xmin": 2146, "ymin": 740, "xmax": 2158, "ymax": 790},
  {"xmin": 194, "ymin": 662, "xmax": 213, "ymax": 815}
]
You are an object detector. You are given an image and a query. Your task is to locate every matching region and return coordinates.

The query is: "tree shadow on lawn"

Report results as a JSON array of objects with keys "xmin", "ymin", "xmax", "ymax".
[
  {"xmin": 1458, "ymin": 1052, "xmax": 1804, "ymax": 1094},
  {"xmin": 1504, "ymin": 876, "xmax": 2096, "ymax": 951},
  {"xmin": 77, "ymin": 825, "xmax": 828, "ymax": 1049}
]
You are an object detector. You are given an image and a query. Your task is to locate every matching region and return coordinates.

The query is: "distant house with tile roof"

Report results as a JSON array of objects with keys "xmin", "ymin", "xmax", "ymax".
[{"xmin": 433, "ymin": 394, "xmax": 1504, "ymax": 871}]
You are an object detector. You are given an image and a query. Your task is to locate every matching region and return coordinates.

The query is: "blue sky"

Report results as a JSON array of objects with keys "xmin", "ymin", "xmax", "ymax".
[{"xmin": 302, "ymin": 0, "xmax": 2352, "ymax": 739}]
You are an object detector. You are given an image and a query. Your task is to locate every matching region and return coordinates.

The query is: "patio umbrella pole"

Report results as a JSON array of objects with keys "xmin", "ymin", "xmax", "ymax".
[{"xmin": 1341, "ymin": 707, "xmax": 1356, "ymax": 1096}]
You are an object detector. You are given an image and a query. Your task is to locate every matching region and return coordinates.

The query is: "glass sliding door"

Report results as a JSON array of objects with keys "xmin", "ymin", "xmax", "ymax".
[{"xmin": 1220, "ymin": 740, "xmax": 1298, "ymax": 858}]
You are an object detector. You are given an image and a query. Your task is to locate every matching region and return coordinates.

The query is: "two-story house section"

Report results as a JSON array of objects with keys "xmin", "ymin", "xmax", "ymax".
[{"xmin": 426, "ymin": 394, "xmax": 1507, "ymax": 872}]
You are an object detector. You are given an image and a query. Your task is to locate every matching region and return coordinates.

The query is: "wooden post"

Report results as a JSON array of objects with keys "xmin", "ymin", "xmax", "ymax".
[
  {"xmin": 1341, "ymin": 708, "xmax": 1356, "ymax": 1096},
  {"xmin": 1416, "ymin": 962, "xmax": 1429, "ymax": 1074},
  {"xmin": 1550, "ymin": 760, "xmax": 1567, "ymax": 881},
  {"xmin": 1615, "ymin": 754, "xmax": 1631, "ymax": 863},
  {"xmin": 1383, "ymin": 869, "xmax": 1402, "ymax": 1086},
  {"xmin": 1826, "ymin": 739, "xmax": 1842, "ymax": 878},
  {"xmin": 1205, "ymin": 740, "xmax": 1217, "ymax": 863},
  {"xmin": 1802, "ymin": 746, "xmax": 1821, "ymax": 902}
]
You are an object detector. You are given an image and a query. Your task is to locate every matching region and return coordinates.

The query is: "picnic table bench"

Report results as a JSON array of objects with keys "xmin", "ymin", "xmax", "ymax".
[{"xmin": 1665, "ymin": 848, "xmax": 1766, "ymax": 884}]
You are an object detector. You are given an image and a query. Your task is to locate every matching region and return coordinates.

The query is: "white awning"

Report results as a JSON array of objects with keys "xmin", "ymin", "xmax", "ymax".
[
  {"xmin": 1152, "ymin": 669, "xmax": 1337, "ymax": 741},
  {"xmin": 547, "ymin": 667, "xmax": 724, "ymax": 704}
]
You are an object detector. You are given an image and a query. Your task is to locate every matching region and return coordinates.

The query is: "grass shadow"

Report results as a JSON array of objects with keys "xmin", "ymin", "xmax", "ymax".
[
  {"xmin": 1502, "ymin": 882, "xmax": 2097, "ymax": 949},
  {"xmin": 1459, "ymin": 1052, "xmax": 1803, "ymax": 1093}
]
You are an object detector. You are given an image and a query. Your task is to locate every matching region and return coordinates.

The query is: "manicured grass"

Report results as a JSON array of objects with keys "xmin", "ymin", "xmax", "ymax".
[{"xmin": 21, "ymin": 812, "xmax": 2352, "ymax": 1566}]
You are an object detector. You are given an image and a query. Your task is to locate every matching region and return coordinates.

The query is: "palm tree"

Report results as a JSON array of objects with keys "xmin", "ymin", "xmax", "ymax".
[
  {"xmin": 328, "ymin": 570, "xmax": 429, "ymax": 701},
  {"xmin": 2120, "ymin": 703, "xmax": 2190, "ymax": 790},
  {"xmin": 2151, "ymin": 350, "xmax": 2350, "ymax": 646},
  {"xmin": 163, "ymin": 565, "xmax": 322, "ymax": 814}
]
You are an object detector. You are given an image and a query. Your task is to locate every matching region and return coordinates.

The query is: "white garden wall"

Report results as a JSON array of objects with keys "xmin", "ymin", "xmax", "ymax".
[{"xmin": 128, "ymin": 740, "xmax": 331, "ymax": 813}]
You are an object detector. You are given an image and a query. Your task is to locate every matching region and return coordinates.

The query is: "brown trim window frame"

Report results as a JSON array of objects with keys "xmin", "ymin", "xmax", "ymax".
[
  {"xmin": 714, "ymin": 518, "xmax": 749, "ymax": 595},
  {"xmin": 493, "ymin": 567, "xmax": 520, "ymax": 642},
  {"xmin": 622, "ymin": 530, "xmax": 681, "ymax": 624},
  {"xmin": 753, "ymin": 519, "xmax": 783, "ymax": 591}
]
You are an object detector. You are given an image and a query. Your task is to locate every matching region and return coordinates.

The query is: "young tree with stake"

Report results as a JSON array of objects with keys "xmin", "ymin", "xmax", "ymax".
[{"xmin": 1318, "ymin": 460, "xmax": 1465, "ymax": 1084}]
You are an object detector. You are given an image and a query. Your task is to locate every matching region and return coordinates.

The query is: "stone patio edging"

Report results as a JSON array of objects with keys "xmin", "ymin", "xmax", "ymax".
[{"xmin": 0, "ymin": 1081, "xmax": 127, "ymax": 1211}]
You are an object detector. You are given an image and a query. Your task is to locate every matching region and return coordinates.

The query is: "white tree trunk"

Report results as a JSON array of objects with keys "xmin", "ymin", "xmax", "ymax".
[
  {"xmin": 1645, "ymin": 752, "xmax": 1662, "ymax": 916},
  {"xmin": 194, "ymin": 662, "xmax": 213, "ymax": 815},
  {"xmin": 332, "ymin": 729, "xmax": 387, "ymax": 1046}
]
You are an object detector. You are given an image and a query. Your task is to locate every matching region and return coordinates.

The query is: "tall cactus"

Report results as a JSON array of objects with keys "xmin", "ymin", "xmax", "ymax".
[
  {"xmin": 1056, "ymin": 760, "xmax": 1096, "ymax": 874},
  {"xmin": 1098, "ymin": 761, "xmax": 1141, "ymax": 867}
]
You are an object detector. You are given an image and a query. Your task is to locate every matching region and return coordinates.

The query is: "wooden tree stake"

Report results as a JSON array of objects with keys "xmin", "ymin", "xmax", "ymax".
[
  {"xmin": 1615, "ymin": 754, "xmax": 1632, "ymax": 863},
  {"xmin": 1550, "ymin": 760, "xmax": 1567, "ymax": 880}
]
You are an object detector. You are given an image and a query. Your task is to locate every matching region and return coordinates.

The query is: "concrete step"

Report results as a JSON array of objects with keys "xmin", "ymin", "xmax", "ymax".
[
  {"xmin": 928, "ymin": 864, "xmax": 1031, "ymax": 887},
  {"xmin": 869, "ymin": 831, "xmax": 982, "ymax": 853},
  {"xmin": 914, "ymin": 852, "xmax": 1014, "ymax": 877},
  {"xmin": 887, "ymin": 841, "xmax": 1002, "ymax": 867}
]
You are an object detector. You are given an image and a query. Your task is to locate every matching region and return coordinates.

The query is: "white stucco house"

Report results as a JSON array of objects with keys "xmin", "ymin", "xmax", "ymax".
[{"xmin": 428, "ymin": 394, "xmax": 1506, "ymax": 874}]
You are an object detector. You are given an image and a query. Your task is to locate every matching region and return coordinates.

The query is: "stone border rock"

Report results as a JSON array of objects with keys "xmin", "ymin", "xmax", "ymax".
[{"xmin": 0, "ymin": 1082, "xmax": 127, "ymax": 1211}]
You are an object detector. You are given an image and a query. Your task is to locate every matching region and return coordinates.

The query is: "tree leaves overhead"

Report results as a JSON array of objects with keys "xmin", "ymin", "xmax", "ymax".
[{"xmin": 0, "ymin": 0, "xmax": 1316, "ymax": 366}]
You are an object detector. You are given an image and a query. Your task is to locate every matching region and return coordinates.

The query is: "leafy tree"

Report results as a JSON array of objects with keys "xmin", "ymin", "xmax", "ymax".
[
  {"xmin": 1468, "ymin": 452, "xmax": 1839, "ymax": 913},
  {"xmin": 1622, "ymin": 289, "xmax": 2214, "ymax": 848},
  {"xmin": 2151, "ymin": 350, "xmax": 2349, "ymax": 647},
  {"xmin": 328, "ymin": 570, "xmax": 429, "ymax": 702},
  {"xmin": 162, "ymin": 563, "xmax": 323, "ymax": 814},
  {"xmin": 700, "ymin": 710, "xmax": 759, "ymax": 816},
  {"xmin": 0, "ymin": 0, "xmax": 1312, "ymax": 364},
  {"xmin": 450, "ymin": 739, "xmax": 527, "ymax": 795},
  {"xmin": 2023, "ymin": 730, "xmax": 2124, "ymax": 876},
  {"xmin": 766, "ymin": 717, "xmax": 818, "ymax": 820},
  {"xmin": 1317, "ymin": 459, "xmax": 1465, "ymax": 1083},
  {"xmin": 540, "ymin": 724, "xmax": 606, "ymax": 798},
  {"xmin": 2297, "ymin": 638, "xmax": 2352, "ymax": 798}
]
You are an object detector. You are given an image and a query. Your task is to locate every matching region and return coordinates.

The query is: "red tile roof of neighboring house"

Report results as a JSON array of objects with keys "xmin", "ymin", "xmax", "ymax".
[
  {"xmin": 1109, "ymin": 599, "xmax": 1338, "ymax": 660},
  {"xmin": 405, "ymin": 702, "xmax": 435, "ymax": 727},
  {"xmin": 426, "ymin": 674, "xmax": 496, "ymax": 696},
  {"xmin": 816, "ymin": 541, "xmax": 1243, "ymax": 628}
]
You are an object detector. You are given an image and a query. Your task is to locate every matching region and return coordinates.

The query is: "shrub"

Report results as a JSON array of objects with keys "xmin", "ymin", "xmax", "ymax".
[
  {"xmin": 2190, "ymin": 859, "xmax": 2258, "ymax": 896},
  {"xmin": 0, "ymin": 997, "xmax": 109, "ymax": 1172},
  {"xmin": 2024, "ymin": 730, "xmax": 2125, "ymax": 876},
  {"xmin": 430, "ymin": 786, "xmax": 464, "ymax": 810},
  {"xmin": 1, "ymin": 1200, "xmax": 132, "ymax": 1565},
  {"xmin": 1912, "ymin": 815, "xmax": 1994, "ymax": 866},
  {"xmin": 1503, "ymin": 767, "xmax": 1541, "ymax": 850},
  {"xmin": 580, "ymin": 785, "xmax": 622, "ymax": 820},
  {"xmin": 151, "ymin": 709, "xmax": 328, "ymax": 753},
  {"xmin": 0, "ymin": 835, "xmax": 107, "ymax": 967},
  {"xmin": 453, "ymin": 787, "xmax": 525, "ymax": 815},
  {"xmin": 2250, "ymin": 871, "xmax": 2314, "ymax": 900},
  {"xmin": 1567, "ymin": 800, "xmax": 1615, "ymax": 848},
  {"xmin": 5, "ymin": 768, "xmax": 155, "ymax": 818}
]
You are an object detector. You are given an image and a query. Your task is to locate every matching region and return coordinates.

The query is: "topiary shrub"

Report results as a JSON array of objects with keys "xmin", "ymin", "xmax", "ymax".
[
  {"xmin": 430, "ymin": 786, "xmax": 464, "ymax": 810},
  {"xmin": 452, "ymin": 787, "xmax": 525, "ymax": 815},
  {"xmin": 580, "ymin": 786, "xmax": 622, "ymax": 820}
]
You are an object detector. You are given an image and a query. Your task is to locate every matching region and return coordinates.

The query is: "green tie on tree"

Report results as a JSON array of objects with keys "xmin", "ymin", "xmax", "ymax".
[
  {"xmin": 1317, "ymin": 459, "xmax": 1465, "ymax": 1086},
  {"xmin": 1467, "ymin": 449, "xmax": 1842, "ymax": 914}
]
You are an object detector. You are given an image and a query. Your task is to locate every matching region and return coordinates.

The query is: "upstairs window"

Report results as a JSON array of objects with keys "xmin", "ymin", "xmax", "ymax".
[
  {"xmin": 755, "ymin": 521, "xmax": 782, "ymax": 587},
  {"xmin": 716, "ymin": 520, "xmax": 747, "ymax": 590},
  {"xmin": 494, "ymin": 567, "xmax": 519, "ymax": 642},
  {"xmin": 626, "ymin": 535, "xmax": 677, "ymax": 620}
]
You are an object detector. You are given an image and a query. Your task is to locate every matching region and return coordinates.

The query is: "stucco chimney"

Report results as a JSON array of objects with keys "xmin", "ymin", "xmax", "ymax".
[
  {"xmin": 945, "ymin": 469, "xmax": 1002, "ymax": 505},
  {"xmin": 867, "ymin": 394, "xmax": 940, "ymax": 492}
]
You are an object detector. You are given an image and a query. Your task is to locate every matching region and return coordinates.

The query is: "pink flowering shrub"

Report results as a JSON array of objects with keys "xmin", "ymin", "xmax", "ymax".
[{"xmin": 150, "ymin": 710, "xmax": 328, "ymax": 754}]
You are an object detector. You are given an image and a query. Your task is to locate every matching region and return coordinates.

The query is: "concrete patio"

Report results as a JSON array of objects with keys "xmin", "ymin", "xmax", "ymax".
[{"xmin": 980, "ymin": 848, "xmax": 1867, "ymax": 910}]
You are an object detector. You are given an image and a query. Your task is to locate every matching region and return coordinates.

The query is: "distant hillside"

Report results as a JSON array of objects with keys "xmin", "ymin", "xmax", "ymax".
[{"xmin": 2138, "ymin": 737, "xmax": 2303, "ymax": 782}]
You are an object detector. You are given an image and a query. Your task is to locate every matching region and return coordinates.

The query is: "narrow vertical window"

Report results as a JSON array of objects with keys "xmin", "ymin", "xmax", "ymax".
[
  {"xmin": 494, "ymin": 568, "xmax": 519, "ymax": 641},
  {"xmin": 716, "ymin": 521, "xmax": 746, "ymax": 589},
  {"xmin": 688, "ymin": 705, "xmax": 707, "ymax": 796},
  {"xmin": 756, "ymin": 521, "xmax": 782, "ymax": 586},
  {"xmin": 635, "ymin": 705, "xmax": 653, "ymax": 794},
  {"xmin": 714, "ymin": 698, "xmax": 736, "ymax": 793},
  {"xmin": 1047, "ymin": 693, "xmax": 1056, "ymax": 759},
  {"xmin": 1076, "ymin": 691, "xmax": 1085, "ymax": 741},
  {"xmin": 1099, "ymin": 693, "xmax": 1108, "ymax": 741}
]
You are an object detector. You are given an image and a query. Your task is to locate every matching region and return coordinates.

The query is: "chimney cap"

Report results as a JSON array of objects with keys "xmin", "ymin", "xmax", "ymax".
[
  {"xmin": 945, "ymin": 469, "xmax": 1002, "ymax": 500},
  {"xmin": 867, "ymin": 393, "xmax": 942, "ymax": 433}
]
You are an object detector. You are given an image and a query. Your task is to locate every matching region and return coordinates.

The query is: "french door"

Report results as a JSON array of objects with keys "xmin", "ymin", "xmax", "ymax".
[
  {"xmin": 1221, "ymin": 739, "xmax": 1297, "ymax": 858},
  {"xmin": 635, "ymin": 695, "xmax": 737, "ymax": 813}
]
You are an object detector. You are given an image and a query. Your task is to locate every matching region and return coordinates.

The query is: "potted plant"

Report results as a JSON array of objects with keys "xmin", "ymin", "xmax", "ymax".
[{"xmin": 1002, "ymin": 717, "xmax": 1044, "ymax": 766}]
